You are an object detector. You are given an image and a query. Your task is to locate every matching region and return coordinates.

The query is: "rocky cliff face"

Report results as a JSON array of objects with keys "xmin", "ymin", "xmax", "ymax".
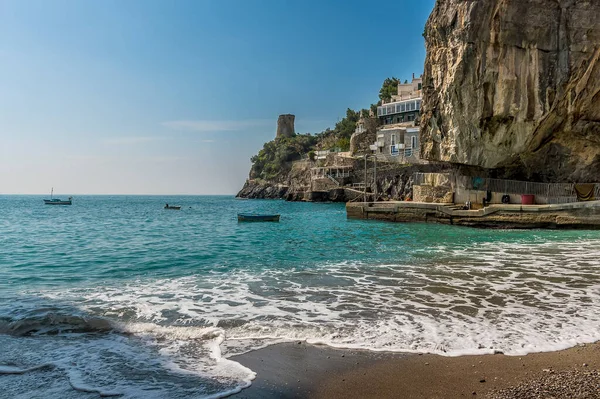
[
  {"xmin": 421, "ymin": 0, "xmax": 600, "ymax": 182},
  {"xmin": 349, "ymin": 117, "xmax": 379, "ymax": 155}
]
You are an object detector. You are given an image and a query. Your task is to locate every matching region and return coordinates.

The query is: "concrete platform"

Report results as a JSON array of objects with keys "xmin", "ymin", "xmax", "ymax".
[{"xmin": 346, "ymin": 200, "xmax": 600, "ymax": 229}]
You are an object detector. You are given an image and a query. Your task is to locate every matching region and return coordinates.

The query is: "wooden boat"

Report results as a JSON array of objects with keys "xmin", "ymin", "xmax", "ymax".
[
  {"xmin": 44, "ymin": 188, "xmax": 72, "ymax": 205},
  {"xmin": 164, "ymin": 204, "xmax": 181, "ymax": 210},
  {"xmin": 237, "ymin": 213, "xmax": 280, "ymax": 222}
]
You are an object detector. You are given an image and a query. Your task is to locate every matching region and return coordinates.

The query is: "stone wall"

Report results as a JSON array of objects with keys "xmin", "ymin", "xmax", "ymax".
[
  {"xmin": 346, "ymin": 201, "xmax": 600, "ymax": 229},
  {"xmin": 413, "ymin": 185, "xmax": 454, "ymax": 203}
]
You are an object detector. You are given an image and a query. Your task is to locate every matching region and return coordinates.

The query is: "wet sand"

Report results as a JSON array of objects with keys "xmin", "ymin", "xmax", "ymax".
[{"xmin": 231, "ymin": 342, "xmax": 600, "ymax": 398}]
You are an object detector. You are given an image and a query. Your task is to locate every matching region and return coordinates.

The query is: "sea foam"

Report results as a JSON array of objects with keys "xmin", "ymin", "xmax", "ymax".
[{"xmin": 4, "ymin": 214, "xmax": 600, "ymax": 398}]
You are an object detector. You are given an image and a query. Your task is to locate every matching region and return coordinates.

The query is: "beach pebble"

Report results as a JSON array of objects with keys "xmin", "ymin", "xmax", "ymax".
[
  {"xmin": 583, "ymin": 363, "xmax": 588, "ymax": 367},
  {"xmin": 479, "ymin": 378, "xmax": 486, "ymax": 383},
  {"xmin": 488, "ymin": 368, "xmax": 600, "ymax": 399},
  {"xmin": 425, "ymin": 362, "xmax": 429, "ymax": 365}
]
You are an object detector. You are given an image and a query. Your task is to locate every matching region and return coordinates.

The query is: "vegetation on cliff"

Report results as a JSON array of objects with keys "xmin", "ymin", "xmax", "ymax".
[
  {"xmin": 378, "ymin": 77, "xmax": 400, "ymax": 102},
  {"xmin": 250, "ymin": 134, "xmax": 317, "ymax": 181},
  {"xmin": 247, "ymin": 77, "xmax": 400, "ymax": 182},
  {"xmin": 249, "ymin": 108, "xmax": 362, "ymax": 181}
]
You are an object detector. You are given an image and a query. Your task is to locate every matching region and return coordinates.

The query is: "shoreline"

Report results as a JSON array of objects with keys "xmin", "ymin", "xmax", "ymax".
[{"xmin": 231, "ymin": 341, "xmax": 600, "ymax": 398}]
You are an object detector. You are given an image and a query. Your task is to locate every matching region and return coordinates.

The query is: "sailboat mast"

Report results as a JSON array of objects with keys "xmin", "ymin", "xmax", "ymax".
[{"xmin": 51, "ymin": 187, "xmax": 53, "ymax": 199}]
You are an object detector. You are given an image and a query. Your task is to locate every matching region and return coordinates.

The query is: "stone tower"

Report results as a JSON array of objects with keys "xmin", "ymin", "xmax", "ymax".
[{"xmin": 276, "ymin": 114, "xmax": 295, "ymax": 138}]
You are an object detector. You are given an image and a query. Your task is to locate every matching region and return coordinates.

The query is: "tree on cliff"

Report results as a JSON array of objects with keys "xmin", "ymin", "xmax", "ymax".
[
  {"xmin": 249, "ymin": 134, "xmax": 318, "ymax": 181},
  {"xmin": 379, "ymin": 77, "xmax": 400, "ymax": 102}
]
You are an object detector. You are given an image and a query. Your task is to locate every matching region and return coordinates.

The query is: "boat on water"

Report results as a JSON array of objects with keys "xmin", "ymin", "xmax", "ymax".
[
  {"xmin": 164, "ymin": 203, "xmax": 181, "ymax": 210},
  {"xmin": 237, "ymin": 213, "xmax": 280, "ymax": 222},
  {"xmin": 43, "ymin": 188, "xmax": 72, "ymax": 205}
]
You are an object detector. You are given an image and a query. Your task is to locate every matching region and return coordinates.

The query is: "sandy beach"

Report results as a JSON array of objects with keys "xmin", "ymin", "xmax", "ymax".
[{"xmin": 232, "ymin": 342, "xmax": 600, "ymax": 398}]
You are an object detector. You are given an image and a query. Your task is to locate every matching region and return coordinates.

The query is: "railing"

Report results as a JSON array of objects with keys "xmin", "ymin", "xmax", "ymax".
[
  {"xmin": 376, "ymin": 148, "xmax": 421, "ymax": 164},
  {"xmin": 326, "ymin": 174, "xmax": 340, "ymax": 186},
  {"xmin": 460, "ymin": 176, "xmax": 581, "ymax": 197},
  {"xmin": 415, "ymin": 173, "xmax": 600, "ymax": 204},
  {"xmin": 311, "ymin": 170, "xmax": 351, "ymax": 180},
  {"xmin": 377, "ymin": 98, "xmax": 422, "ymax": 117}
]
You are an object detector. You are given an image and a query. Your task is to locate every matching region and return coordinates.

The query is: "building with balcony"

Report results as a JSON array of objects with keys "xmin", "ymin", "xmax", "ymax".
[
  {"xmin": 377, "ymin": 74, "xmax": 422, "ymax": 126},
  {"xmin": 372, "ymin": 73, "xmax": 424, "ymax": 163},
  {"xmin": 374, "ymin": 126, "xmax": 422, "ymax": 164}
]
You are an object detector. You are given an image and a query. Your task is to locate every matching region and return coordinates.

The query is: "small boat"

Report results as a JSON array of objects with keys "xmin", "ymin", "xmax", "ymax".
[
  {"xmin": 237, "ymin": 213, "xmax": 280, "ymax": 222},
  {"xmin": 44, "ymin": 188, "xmax": 72, "ymax": 205},
  {"xmin": 164, "ymin": 203, "xmax": 181, "ymax": 210}
]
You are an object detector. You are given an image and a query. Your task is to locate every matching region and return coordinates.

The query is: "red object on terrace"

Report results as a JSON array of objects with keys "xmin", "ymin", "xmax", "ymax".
[{"xmin": 521, "ymin": 194, "xmax": 535, "ymax": 205}]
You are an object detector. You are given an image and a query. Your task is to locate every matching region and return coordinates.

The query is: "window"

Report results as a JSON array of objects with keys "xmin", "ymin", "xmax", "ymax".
[
  {"xmin": 418, "ymin": 83, "xmax": 422, "ymax": 90},
  {"xmin": 411, "ymin": 135, "xmax": 417, "ymax": 149},
  {"xmin": 416, "ymin": 100, "xmax": 421, "ymax": 110},
  {"xmin": 400, "ymin": 103, "xmax": 406, "ymax": 112},
  {"xmin": 387, "ymin": 106, "xmax": 393, "ymax": 114},
  {"xmin": 407, "ymin": 114, "xmax": 415, "ymax": 121},
  {"xmin": 391, "ymin": 134, "xmax": 396, "ymax": 146}
]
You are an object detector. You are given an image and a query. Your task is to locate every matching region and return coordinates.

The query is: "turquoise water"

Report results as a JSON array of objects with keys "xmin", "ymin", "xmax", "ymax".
[{"xmin": 2, "ymin": 196, "xmax": 600, "ymax": 398}]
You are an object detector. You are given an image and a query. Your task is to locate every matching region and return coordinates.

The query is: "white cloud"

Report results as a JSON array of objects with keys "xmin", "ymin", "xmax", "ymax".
[
  {"xmin": 162, "ymin": 119, "xmax": 272, "ymax": 132},
  {"xmin": 103, "ymin": 136, "xmax": 163, "ymax": 145}
]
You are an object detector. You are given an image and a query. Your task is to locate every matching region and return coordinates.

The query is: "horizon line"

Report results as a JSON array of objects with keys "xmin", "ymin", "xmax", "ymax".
[{"xmin": 0, "ymin": 193, "xmax": 240, "ymax": 196}]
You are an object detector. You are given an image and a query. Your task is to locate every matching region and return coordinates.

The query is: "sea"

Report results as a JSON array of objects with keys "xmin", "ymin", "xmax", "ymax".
[{"xmin": 2, "ymin": 195, "xmax": 600, "ymax": 398}]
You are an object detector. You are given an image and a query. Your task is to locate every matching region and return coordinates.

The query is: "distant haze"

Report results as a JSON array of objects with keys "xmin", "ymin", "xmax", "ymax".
[{"xmin": 0, "ymin": 0, "xmax": 434, "ymax": 194}]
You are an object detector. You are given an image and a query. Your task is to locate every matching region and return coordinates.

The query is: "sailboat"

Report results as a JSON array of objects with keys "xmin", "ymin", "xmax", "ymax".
[{"xmin": 43, "ymin": 188, "xmax": 72, "ymax": 205}]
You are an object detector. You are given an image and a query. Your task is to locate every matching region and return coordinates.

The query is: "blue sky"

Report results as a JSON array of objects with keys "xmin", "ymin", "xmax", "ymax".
[{"xmin": 0, "ymin": 0, "xmax": 435, "ymax": 195}]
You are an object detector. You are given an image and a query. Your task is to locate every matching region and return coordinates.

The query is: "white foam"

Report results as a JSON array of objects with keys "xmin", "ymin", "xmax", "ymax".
[
  {"xmin": 0, "ymin": 363, "xmax": 54, "ymax": 374},
  {"xmin": 18, "ymin": 236, "xmax": 600, "ymax": 395}
]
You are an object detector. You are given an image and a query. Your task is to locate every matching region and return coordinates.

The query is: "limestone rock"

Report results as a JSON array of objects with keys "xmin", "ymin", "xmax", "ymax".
[
  {"xmin": 276, "ymin": 114, "xmax": 296, "ymax": 138},
  {"xmin": 421, "ymin": 0, "xmax": 600, "ymax": 182},
  {"xmin": 350, "ymin": 117, "xmax": 379, "ymax": 155}
]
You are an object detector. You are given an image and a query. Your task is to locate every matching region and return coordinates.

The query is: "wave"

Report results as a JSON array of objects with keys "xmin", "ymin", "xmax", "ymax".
[
  {"xmin": 36, "ymin": 236, "xmax": 600, "ymax": 358},
  {"xmin": 0, "ymin": 363, "xmax": 55, "ymax": 374},
  {"xmin": 4, "ymin": 235, "xmax": 600, "ymax": 397},
  {"xmin": 0, "ymin": 312, "xmax": 115, "ymax": 336}
]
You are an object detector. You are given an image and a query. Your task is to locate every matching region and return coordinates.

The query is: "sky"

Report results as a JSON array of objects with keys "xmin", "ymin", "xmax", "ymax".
[{"xmin": 0, "ymin": 0, "xmax": 436, "ymax": 195}]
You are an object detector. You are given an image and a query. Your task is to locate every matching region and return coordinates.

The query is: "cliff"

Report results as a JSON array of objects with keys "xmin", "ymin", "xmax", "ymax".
[{"xmin": 421, "ymin": 0, "xmax": 600, "ymax": 182}]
